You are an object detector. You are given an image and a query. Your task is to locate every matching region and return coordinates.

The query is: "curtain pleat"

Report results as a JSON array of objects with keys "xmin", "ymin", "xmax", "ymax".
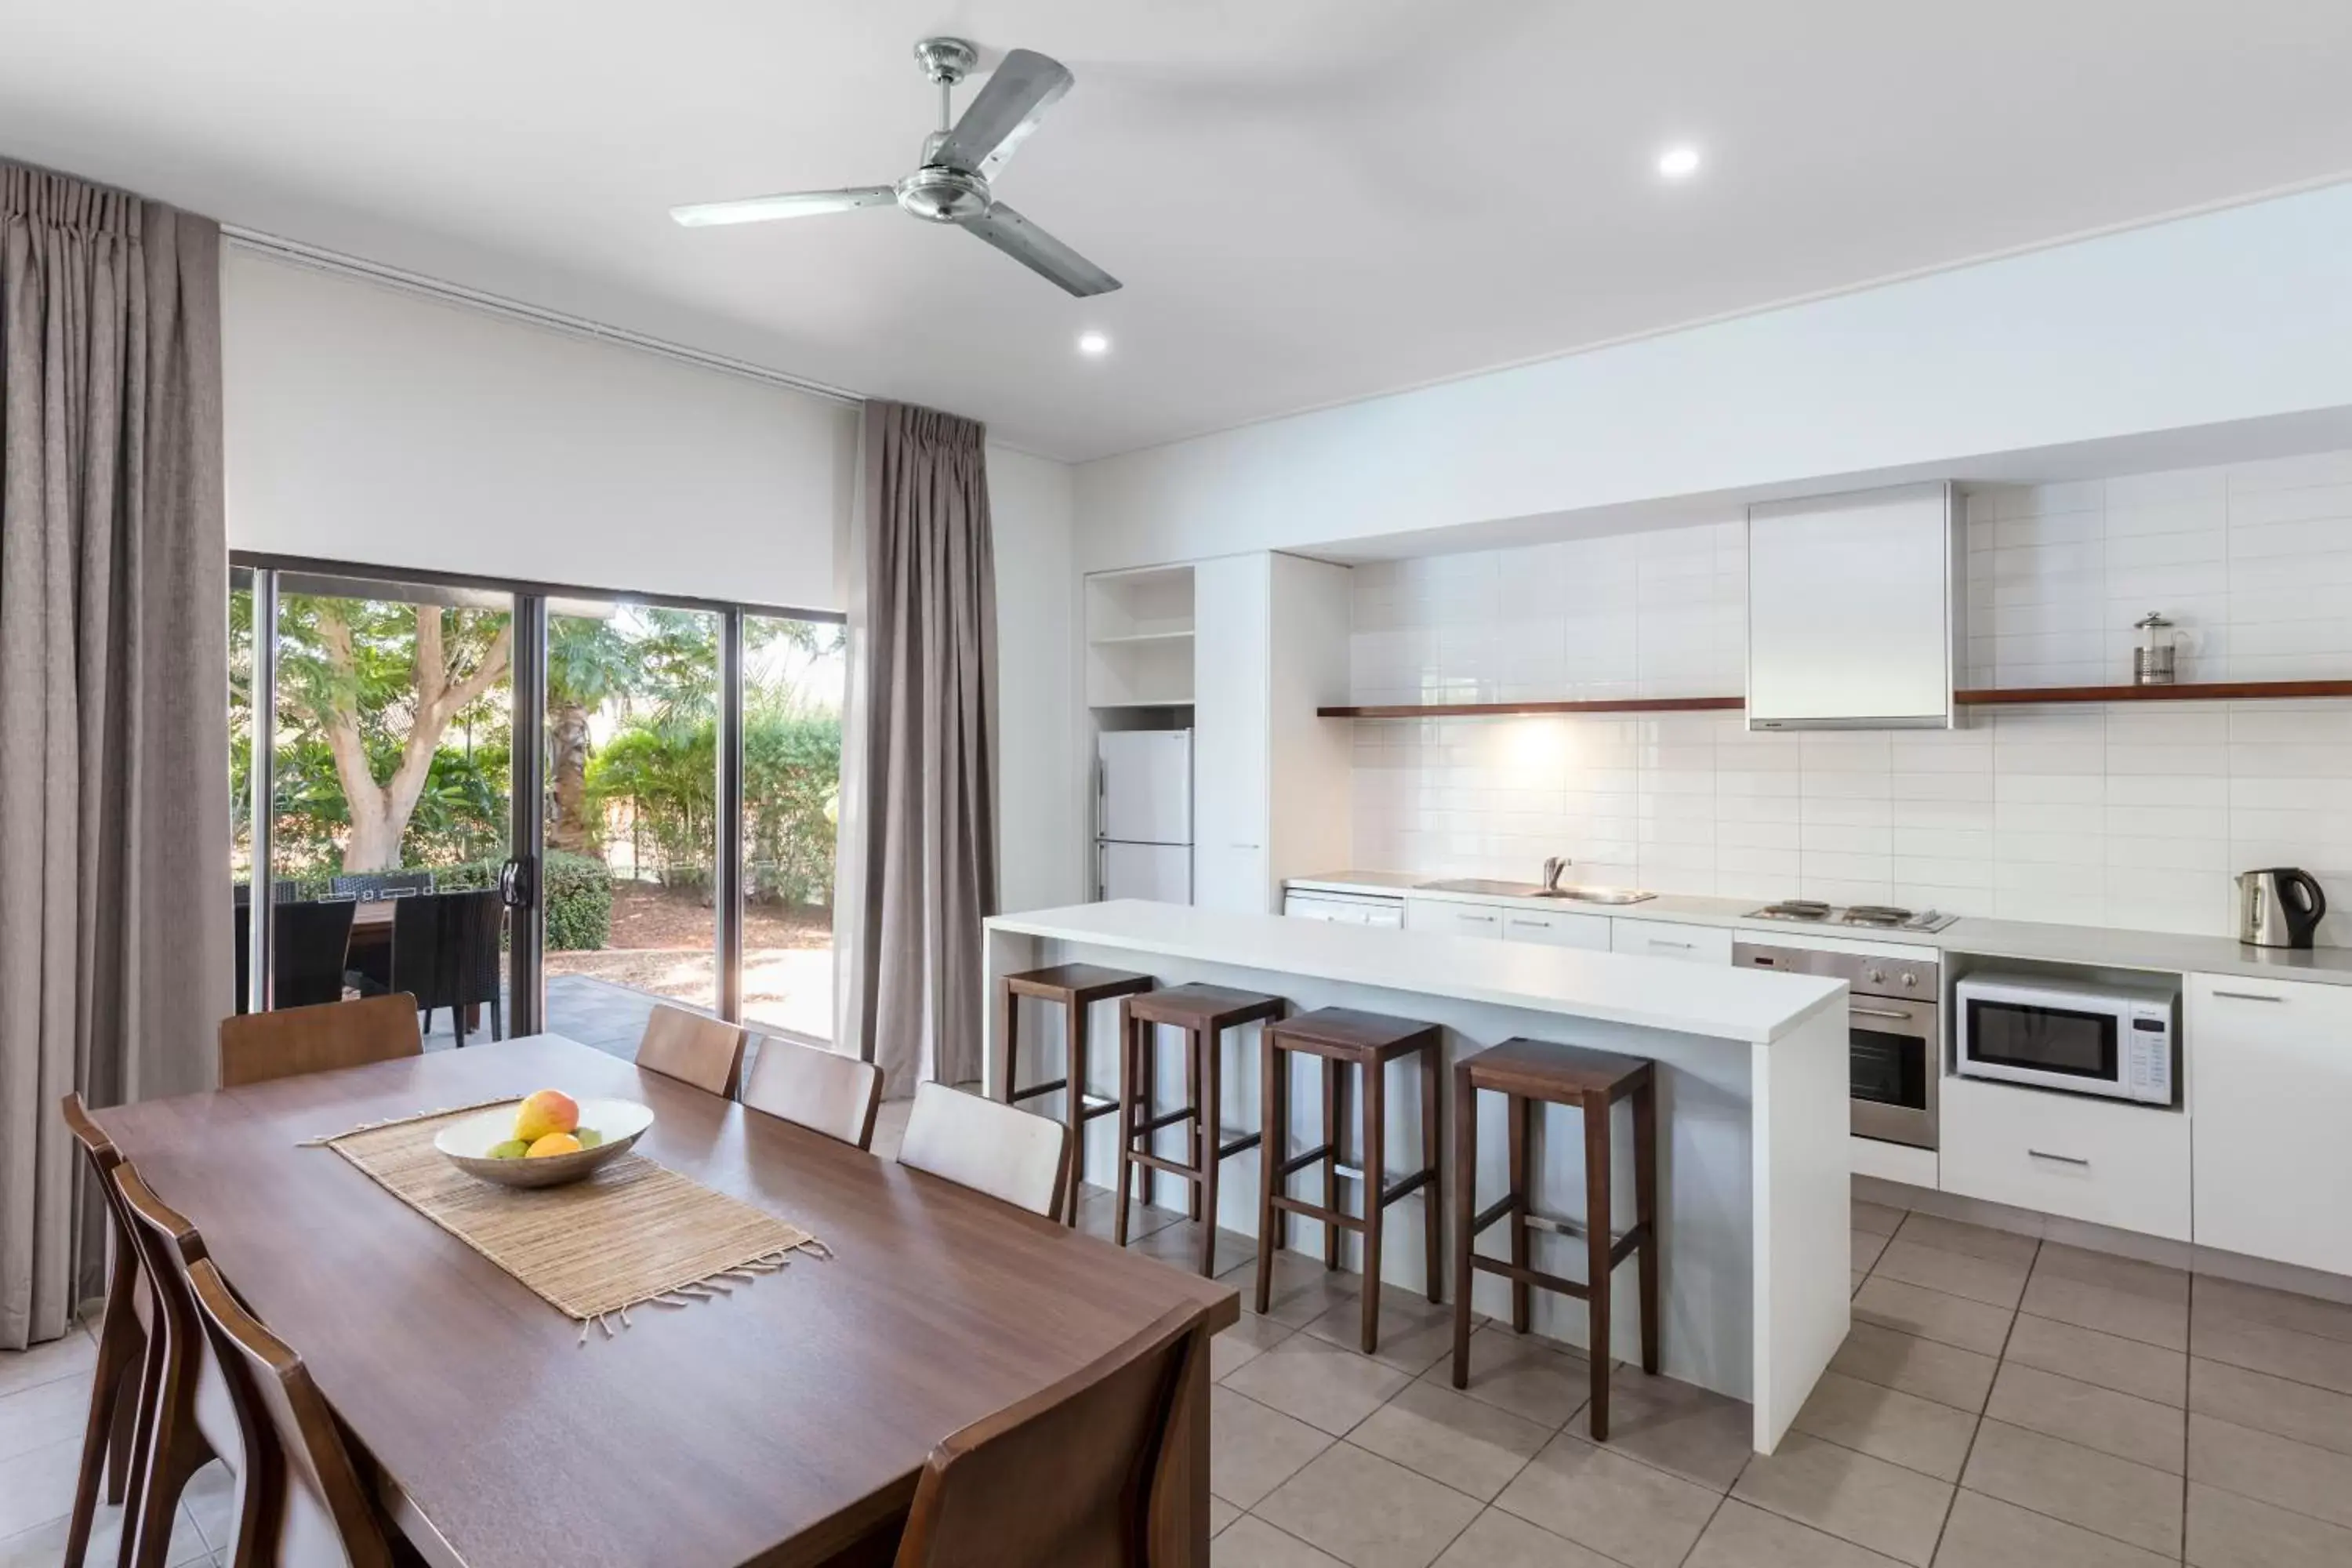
[
  {"xmin": 840, "ymin": 401, "xmax": 999, "ymax": 1096},
  {"xmin": 0, "ymin": 161, "xmax": 227, "ymax": 1348}
]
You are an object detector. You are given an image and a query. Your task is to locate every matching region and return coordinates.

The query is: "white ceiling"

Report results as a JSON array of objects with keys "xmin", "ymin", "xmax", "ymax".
[{"xmin": 5, "ymin": 1, "xmax": 2351, "ymax": 462}]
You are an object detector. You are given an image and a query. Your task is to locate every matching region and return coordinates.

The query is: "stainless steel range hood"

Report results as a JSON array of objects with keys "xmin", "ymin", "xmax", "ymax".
[{"xmin": 1745, "ymin": 481, "xmax": 1963, "ymax": 731}]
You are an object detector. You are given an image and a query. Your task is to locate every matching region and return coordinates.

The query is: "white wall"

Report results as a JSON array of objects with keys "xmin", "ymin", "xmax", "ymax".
[
  {"xmin": 1076, "ymin": 180, "xmax": 2352, "ymax": 571},
  {"xmin": 1350, "ymin": 449, "xmax": 2352, "ymax": 942},
  {"xmin": 223, "ymin": 249, "xmax": 856, "ymax": 609},
  {"xmin": 988, "ymin": 446, "xmax": 1084, "ymax": 913}
]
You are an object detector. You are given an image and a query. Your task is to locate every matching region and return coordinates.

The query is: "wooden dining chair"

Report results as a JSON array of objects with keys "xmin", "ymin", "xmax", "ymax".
[
  {"xmin": 58, "ymin": 1097, "xmax": 151, "ymax": 1568},
  {"xmin": 740, "ymin": 1036, "xmax": 884, "ymax": 1149},
  {"xmin": 891, "ymin": 1304, "xmax": 1208, "ymax": 1568},
  {"xmin": 218, "ymin": 994, "xmax": 423, "ymax": 1089},
  {"xmin": 273, "ymin": 900, "xmax": 358, "ymax": 1009},
  {"xmin": 185, "ymin": 1256, "xmax": 403, "ymax": 1568},
  {"xmin": 898, "ymin": 1081, "xmax": 1072, "ymax": 1218},
  {"xmin": 112, "ymin": 1166, "xmax": 241, "ymax": 1568},
  {"xmin": 634, "ymin": 1004, "xmax": 749, "ymax": 1097}
]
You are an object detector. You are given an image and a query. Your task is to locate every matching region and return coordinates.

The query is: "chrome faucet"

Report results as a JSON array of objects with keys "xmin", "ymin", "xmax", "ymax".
[{"xmin": 1542, "ymin": 856, "xmax": 1571, "ymax": 891}]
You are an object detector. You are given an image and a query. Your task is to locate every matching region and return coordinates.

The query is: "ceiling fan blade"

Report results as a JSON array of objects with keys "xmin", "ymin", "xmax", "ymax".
[
  {"xmin": 960, "ymin": 204, "xmax": 1120, "ymax": 297},
  {"xmin": 670, "ymin": 187, "xmax": 897, "ymax": 227},
  {"xmin": 935, "ymin": 49, "xmax": 1073, "ymax": 178}
]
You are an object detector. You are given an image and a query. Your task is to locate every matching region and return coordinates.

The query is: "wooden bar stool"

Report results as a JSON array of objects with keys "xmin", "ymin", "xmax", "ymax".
[
  {"xmin": 1255, "ymin": 1007, "xmax": 1443, "ymax": 1354},
  {"xmin": 996, "ymin": 963, "xmax": 1157, "ymax": 1224},
  {"xmin": 1451, "ymin": 1037, "xmax": 1659, "ymax": 1441},
  {"xmin": 1115, "ymin": 983, "xmax": 1283, "ymax": 1276}
]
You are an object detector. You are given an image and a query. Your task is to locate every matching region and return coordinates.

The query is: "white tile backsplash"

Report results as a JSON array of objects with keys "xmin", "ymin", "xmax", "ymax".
[{"xmin": 1347, "ymin": 452, "xmax": 2352, "ymax": 941}]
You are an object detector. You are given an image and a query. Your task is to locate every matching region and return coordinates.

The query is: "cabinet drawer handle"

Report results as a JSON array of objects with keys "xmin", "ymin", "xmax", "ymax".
[
  {"xmin": 1852, "ymin": 1006, "xmax": 1915, "ymax": 1021},
  {"xmin": 1648, "ymin": 938, "xmax": 1695, "ymax": 949},
  {"xmin": 2210, "ymin": 989, "xmax": 2285, "ymax": 1004},
  {"xmin": 1508, "ymin": 918, "xmax": 1552, "ymax": 927},
  {"xmin": 2027, "ymin": 1149, "xmax": 2091, "ymax": 1167},
  {"xmin": 1461, "ymin": 913, "xmax": 1498, "ymax": 924}
]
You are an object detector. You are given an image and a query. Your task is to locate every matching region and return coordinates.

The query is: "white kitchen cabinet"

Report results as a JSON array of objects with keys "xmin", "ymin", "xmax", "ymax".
[
  {"xmin": 1406, "ymin": 897, "xmax": 1505, "ymax": 940},
  {"xmin": 1502, "ymin": 908, "xmax": 1612, "ymax": 949},
  {"xmin": 2189, "ymin": 973, "xmax": 2352, "ymax": 1276},
  {"xmin": 1940, "ymin": 1076, "xmax": 2190, "ymax": 1241},
  {"xmin": 1611, "ymin": 919, "xmax": 1733, "ymax": 965},
  {"xmin": 1187, "ymin": 552, "xmax": 1352, "ymax": 914}
]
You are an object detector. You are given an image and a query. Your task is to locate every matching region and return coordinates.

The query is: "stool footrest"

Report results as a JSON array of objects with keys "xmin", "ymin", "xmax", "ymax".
[
  {"xmin": 1380, "ymin": 1168, "xmax": 1435, "ymax": 1206},
  {"xmin": 1472, "ymin": 1254, "xmax": 1588, "ymax": 1301},
  {"xmin": 1276, "ymin": 1144, "xmax": 1337, "ymax": 1178},
  {"xmin": 1270, "ymin": 1192, "xmax": 1363, "ymax": 1234},
  {"xmin": 1133, "ymin": 1105, "xmax": 1197, "ymax": 1136},
  {"xmin": 1008, "ymin": 1078, "xmax": 1065, "ymax": 1104},
  {"xmin": 1076, "ymin": 1093, "xmax": 1121, "ymax": 1121},
  {"xmin": 1470, "ymin": 1194, "xmax": 1517, "ymax": 1236},
  {"xmin": 1217, "ymin": 1131, "xmax": 1264, "ymax": 1160},
  {"xmin": 1123, "ymin": 1150, "xmax": 1202, "ymax": 1183}
]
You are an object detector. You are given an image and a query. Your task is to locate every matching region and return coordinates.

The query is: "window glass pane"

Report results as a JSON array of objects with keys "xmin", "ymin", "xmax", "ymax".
[
  {"xmin": 543, "ymin": 603, "xmax": 721, "ymax": 1047},
  {"xmin": 742, "ymin": 614, "xmax": 845, "ymax": 1042},
  {"xmin": 229, "ymin": 568, "xmax": 252, "ymax": 1008}
]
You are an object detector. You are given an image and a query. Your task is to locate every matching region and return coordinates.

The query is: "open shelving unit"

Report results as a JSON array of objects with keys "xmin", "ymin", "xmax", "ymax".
[
  {"xmin": 1087, "ymin": 564, "xmax": 1195, "ymax": 710},
  {"xmin": 1315, "ymin": 678, "xmax": 2352, "ymax": 720}
]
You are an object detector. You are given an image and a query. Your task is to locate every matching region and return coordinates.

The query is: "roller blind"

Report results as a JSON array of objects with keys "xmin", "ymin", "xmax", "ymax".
[{"xmin": 221, "ymin": 249, "xmax": 855, "ymax": 609}]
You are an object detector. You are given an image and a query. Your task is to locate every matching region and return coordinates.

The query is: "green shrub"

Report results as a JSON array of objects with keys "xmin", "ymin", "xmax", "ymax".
[{"xmin": 434, "ymin": 851, "xmax": 612, "ymax": 951}]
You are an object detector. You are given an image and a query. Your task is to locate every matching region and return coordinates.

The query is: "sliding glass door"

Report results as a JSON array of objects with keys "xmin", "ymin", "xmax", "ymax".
[{"xmin": 740, "ymin": 612, "xmax": 846, "ymax": 1042}]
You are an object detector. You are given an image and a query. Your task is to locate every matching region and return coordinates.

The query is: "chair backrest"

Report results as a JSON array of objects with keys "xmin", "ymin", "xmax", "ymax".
[
  {"xmin": 634, "ymin": 1004, "xmax": 748, "ymax": 1097},
  {"xmin": 892, "ymin": 1304, "xmax": 1207, "ymax": 1568},
  {"xmin": 112, "ymin": 1166, "xmax": 242, "ymax": 1464},
  {"xmin": 218, "ymin": 995, "xmax": 423, "ymax": 1088},
  {"xmin": 234, "ymin": 901, "xmax": 252, "ymax": 1016},
  {"xmin": 272, "ymin": 901, "xmax": 357, "ymax": 1009},
  {"xmin": 332, "ymin": 869, "xmax": 435, "ymax": 902},
  {"xmin": 740, "ymin": 1037, "xmax": 884, "ymax": 1149},
  {"xmin": 387, "ymin": 890, "xmax": 500, "ymax": 1011},
  {"xmin": 898, "ymin": 1082, "xmax": 1070, "ymax": 1218},
  {"xmin": 186, "ymin": 1256, "xmax": 397, "ymax": 1568},
  {"xmin": 60, "ymin": 1094, "xmax": 137, "ymax": 1258}
]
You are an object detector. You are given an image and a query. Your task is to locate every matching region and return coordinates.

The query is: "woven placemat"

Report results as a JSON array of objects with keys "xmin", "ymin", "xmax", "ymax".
[{"xmin": 320, "ymin": 1102, "xmax": 824, "ymax": 1338}]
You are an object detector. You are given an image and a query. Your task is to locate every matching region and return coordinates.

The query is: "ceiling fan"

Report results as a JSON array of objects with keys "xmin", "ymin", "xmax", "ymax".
[{"xmin": 672, "ymin": 38, "xmax": 1120, "ymax": 298}]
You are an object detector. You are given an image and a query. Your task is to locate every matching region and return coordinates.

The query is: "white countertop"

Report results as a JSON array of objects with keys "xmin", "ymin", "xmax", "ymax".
[
  {"xmin": 1287, "ymin": 870, "xmax": 2352, "ymax": 987},
  {"xmin": 986, "ymin": 899, "xmax": 1846, "ymax": 1044}
]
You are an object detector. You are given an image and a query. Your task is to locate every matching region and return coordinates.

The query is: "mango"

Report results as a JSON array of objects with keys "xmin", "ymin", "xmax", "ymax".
[
  {"xmin": 514, "ymin": 1089, "xmax": 579, "ymax": 1145},
  {"xmin": 486, "ymin": 1138, "xmax": 530, "ymax": 1160},
  {"xmin": 524, "ymin": 1132, "xmax": 583, "ymax": 1159}
]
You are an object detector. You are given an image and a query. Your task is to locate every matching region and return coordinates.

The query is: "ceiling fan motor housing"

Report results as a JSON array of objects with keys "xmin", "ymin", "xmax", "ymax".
[{"xmin": 897, "ymin": 165, "xmax": 991, "ymax": 223}]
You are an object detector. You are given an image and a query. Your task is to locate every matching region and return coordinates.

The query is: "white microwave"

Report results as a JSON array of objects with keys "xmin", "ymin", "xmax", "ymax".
[{"xmin": 1955, "ymin": 972, "xmax": 2177, "ymax": 1106}]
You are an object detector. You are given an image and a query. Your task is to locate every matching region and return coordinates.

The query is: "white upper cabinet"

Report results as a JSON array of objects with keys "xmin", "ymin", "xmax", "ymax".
[
  {"xmin": 1747, "ymin": 482, "xmax": 1962, "ymax": 730},
  {"xmin": 2188, "ymin": 973, "xmax": 2352, "ymax": 1276}
]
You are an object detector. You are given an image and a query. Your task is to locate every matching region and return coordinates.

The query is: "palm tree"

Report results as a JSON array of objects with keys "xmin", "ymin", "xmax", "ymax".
[{"xmin": 546, "ymin": 615, "xmax": 637, "ymax": 854}]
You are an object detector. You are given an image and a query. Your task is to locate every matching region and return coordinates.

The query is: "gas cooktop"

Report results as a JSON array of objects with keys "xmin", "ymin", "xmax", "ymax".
[{"xmin": 1745, "ymin": 900, "xmax": 1958, "ymax": 933}]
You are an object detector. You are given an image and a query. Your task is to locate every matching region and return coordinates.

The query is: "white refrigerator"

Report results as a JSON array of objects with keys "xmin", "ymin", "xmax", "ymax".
[{"xmin": 1096, "ymin": 729, "xmax": 1193, "ymax": 902}]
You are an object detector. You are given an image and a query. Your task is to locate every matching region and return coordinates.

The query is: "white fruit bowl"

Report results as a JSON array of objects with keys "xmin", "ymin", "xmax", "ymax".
[{"xmin": 434, "ymin": 1098, "xmax": 655, "ymax": 1189}]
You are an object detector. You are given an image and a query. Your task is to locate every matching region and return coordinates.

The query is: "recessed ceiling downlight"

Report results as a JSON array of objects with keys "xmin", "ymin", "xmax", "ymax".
[
  {"xmin": 1657, "ymin": 145, "xmax": 1702, "ymax": 180},
  {"xmin": 1077, "ymin": 330, "xmax": 1110, "ymax": 356}
]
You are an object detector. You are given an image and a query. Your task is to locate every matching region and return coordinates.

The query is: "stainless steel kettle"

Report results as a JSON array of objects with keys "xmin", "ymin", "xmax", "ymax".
[{"xmin": 2238, "ymin": 868, "xmax": 2327, "ymax": 949}]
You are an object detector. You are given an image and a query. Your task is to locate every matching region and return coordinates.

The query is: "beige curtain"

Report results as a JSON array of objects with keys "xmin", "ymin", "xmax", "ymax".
[
  {"xmin": 0, "ymin": 164, "xmax": 228, "ymax": 1348},
  {"xmin": 838, "ymin": 401, "xmax": 998, "ymax": 1097}
]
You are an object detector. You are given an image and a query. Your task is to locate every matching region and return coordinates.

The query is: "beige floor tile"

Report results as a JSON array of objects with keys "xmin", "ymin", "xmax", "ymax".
[
  {"xmin": 2020, "ymin": 1272, "xmax": 2187, "ymax": 1352},
  {"xmin": 1933, "ymin": 1489, "xmax": 2174, "ymax": 1568},
  {"xmin": 1210, "ymin": 1495, "xmax": 1241, "ymax": 1536},
  {"xmin": 1854, "ymin": 1270, "xmax": 1870, "ymax": 1296},
  {"xmin": 1301, "ymin": 1288, "xmax": 1460, "ymax": 1377},
  {"xmin": 1853, "ymin": 1200, "xmax": 1907, "ymax": 1238},
  {"xmin": 2190, "ymin": 1311, "xmax": 2352, "ymax": 1397},
  {"xmin": 1873, "ymin": 1241, "xmax": 2028, "ymax": 1310},
  {"xmin": 1852, "ymin": 1277, "xmax": 2015, "ymax": 1357},
  {"xmin": 1348, "ymin": 1381, "xmax": 1551, "ymax": 1503},
  {"xmin": 2187, "ymin": 1411, "xmax": 2352, "ymax": 1529},
  {"xmin": 1431, "ymin": 1506, "xmax": 1619, "ymax": 1567},
  {"xmin": 0, "ymin": 1335, "xmax": 96, "ymax": 1402},
  {"xmin": 1211, "ymin": 1386, "xmax": 1337, "ymax": 1510},
  {"xmin": 1893, "ymin": 1214, "xmax": 2041, "ymax": 1269},
  {"xmin": 1687, "ymin": 1497, "xmax": 1909, "ymax": 1567},
  {"xmin": 2002, "ymin": 1314, "xmax": 2185, "ymax": 1407},
  {"xmin": 181, "ymin": 1460, "xmax": 237, "ymax": 1555},
  {"xmin": 1830, "ymin": 1323, "xmax": 1998, "ymax": 1414},
  {"xmin": 1225, "ymin": 1334, "xmax": 1413, "ymax": 1437},
  {"xmin": 2190, "ymin": 1355, "xmax": 2352, "ymax": 1457},
  {"xmin": 0, "ymin": 1436, "xmax": 84, "ymax": 1541},
  {"xmin": 2194, "ymin": 1274, "xmax": 2352, "ymax": 1345},
  {"xmin": 1134, "ymin": 1218, "xmax": 1257, "ymax": 1279},
  {"xmin": 1420, "ymin": 1327, "xmax": 1592, "ymax": 1429},
  {"xmin": 2185, "ymin": 1479, "xmax": 2352, "ymax": 1568},
  {"xmin": 1854, "ymin": 1229, "xmax": 1892, "ymax": 1271},
  {"xmin": 1496, "ymin": 1432, "xmax": 1721, "ymax": 1567},
  {"xmin": 1232, "ymin": 1250, "xmax": 1364, "ymax": 1330},
  {"xmin": 1215, "ymin": 1313, "xmax": 1298, "ymax": 1383},
  {"xmin": 1256, "ymin": 1443, "xmax": 1484, "ymax": 1568},
  {"xmin": 1075, "ymin": 1182, "xmax": 1185, "ymax": 1242},
  {"xmin": 0, "ymin": 1377, "xmax": 93, "ymax": 1467},
  {"xmin": 2031, "ymin": 1243, "xmax": 2187, "ymax": 1305},
  {"xmin": 0, "ymin": 1500, "xmax": 210, "ymax": 1568},
  {"xmin": 1960, "ymin": 1418, "xmax": 2181, "ymax": 1557},
  {"xmin": 1213, "ymin": 1514, "xmax": 1350, "ymax": 1567},
  {"xmin": 1791, "ymin": 1370, "xmax": 1977, "ymax": 1481},
  {"xmin": 1730, "ymin": 1431, "xmax": 1953, "ymax": 1567},
  {"xmin": 1984, "ymin": 1363, "xmax": 2184, "ymax": 1474},
  {"xmin": 1564, "ymin": 1371, "xmax": 1754, "ymax": 1491}
]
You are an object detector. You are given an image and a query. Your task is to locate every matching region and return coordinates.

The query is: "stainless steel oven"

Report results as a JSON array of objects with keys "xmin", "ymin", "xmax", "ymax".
[{"xmin": 1735, "ymin": 940, "xmax": 1942, "ymax": 1150}]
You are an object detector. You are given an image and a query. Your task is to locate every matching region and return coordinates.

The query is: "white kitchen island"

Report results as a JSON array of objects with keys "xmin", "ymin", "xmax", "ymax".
[{"xmin": 983, "ymin": 899, "xmax": 1852, "ymax": 1452}]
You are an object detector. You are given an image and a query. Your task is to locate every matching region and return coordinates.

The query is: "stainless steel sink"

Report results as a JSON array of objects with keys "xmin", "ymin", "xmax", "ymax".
[
  {"xmin": 1532, "ymin": 886, "xmax": 1657, "ymax": 905},
  {"xmin": 1414, "ymin": 877, "xmax": 1547, "ymax": 897}
]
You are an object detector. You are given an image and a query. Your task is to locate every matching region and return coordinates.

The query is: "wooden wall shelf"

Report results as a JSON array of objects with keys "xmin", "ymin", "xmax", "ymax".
[
  {"xmin": 1319, "ymin": 680, "xmax": 2352, "ymax": 720},
  {"xmin": 1317, "ymin": 696, "xmax": 1744, "ymax": 719}
]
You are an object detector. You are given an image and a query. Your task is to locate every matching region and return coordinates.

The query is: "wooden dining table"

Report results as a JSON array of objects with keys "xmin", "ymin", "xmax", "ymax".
[{"xmin": 95, "ymin": 1035, "xmax": 1237, "ymax": 1567}]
